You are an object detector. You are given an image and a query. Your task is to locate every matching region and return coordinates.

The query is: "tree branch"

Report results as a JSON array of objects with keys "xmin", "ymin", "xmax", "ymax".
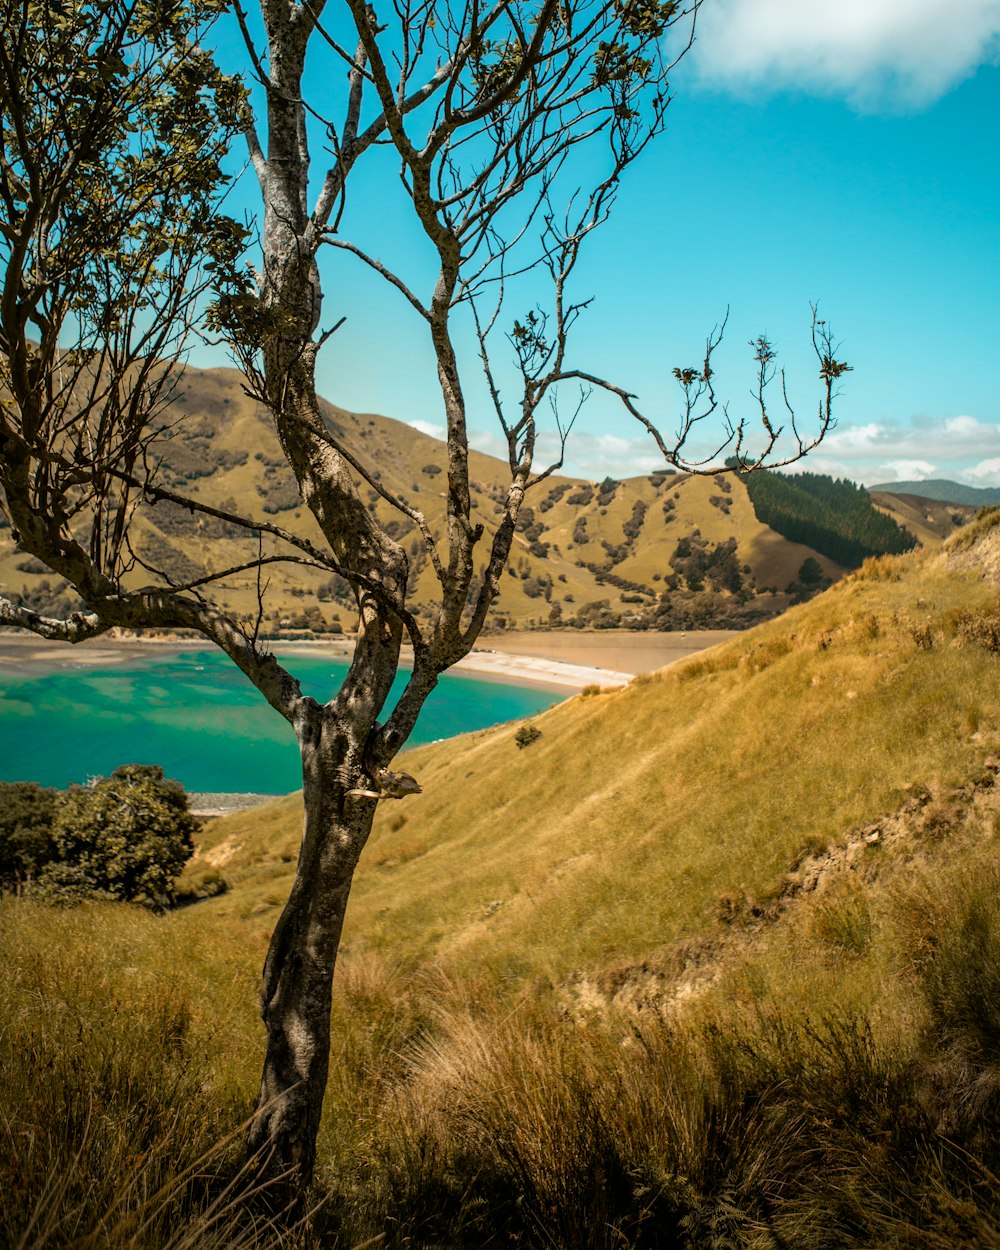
[{"xmin": 0, "ymin": 597, "xmax": 109, "ymax": 643}]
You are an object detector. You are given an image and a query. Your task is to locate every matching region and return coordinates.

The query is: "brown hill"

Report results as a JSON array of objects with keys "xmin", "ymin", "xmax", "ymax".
[
  {"xmin": 0, "ymin": 365, "xmax": 935, "ymax": 632},
  {"xmin": 870, "ymin": 489, "xmax": 977, "ymax": 546}
]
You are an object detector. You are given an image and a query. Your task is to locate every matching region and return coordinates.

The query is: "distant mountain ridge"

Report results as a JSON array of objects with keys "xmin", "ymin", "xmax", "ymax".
[{"xmin": 870, "ymin": 479, "xmax": 1000, "ymax": 506}]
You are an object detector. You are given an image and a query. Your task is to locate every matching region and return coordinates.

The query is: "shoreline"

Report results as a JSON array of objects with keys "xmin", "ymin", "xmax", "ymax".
[
  {"xmin": 1, "ymin": 629, "xmax": 742, "ymax": 814},
  {"xmin": 0, "ymin": 628, "xmax": 740, "ymax": 693},
  {"xmin": 0, "ymin": 628, "xmax": 739, "ymax": 694}
]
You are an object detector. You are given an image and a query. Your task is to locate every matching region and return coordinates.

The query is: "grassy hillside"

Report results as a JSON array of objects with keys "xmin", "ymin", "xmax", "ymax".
[
  {"xmin": 0, "ymin": 365, "xmax": 879, "ymax": 632},
  {"xmin": 7, "ymin": 520, "xmax": 1000, "ymax": 1246},
  {"xmin": 186, "ymin": 520, "xmax": 1000, "ymax": 987},
  {"xmin": 871, "ymin": 488, "xmax": 978, "ymax": 546}
]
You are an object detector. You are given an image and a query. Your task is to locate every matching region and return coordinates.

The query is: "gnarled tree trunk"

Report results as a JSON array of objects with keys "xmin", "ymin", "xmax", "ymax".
[{"xmin": 247, "ymin": 700, "xmax": 383, "ymax": 1197}]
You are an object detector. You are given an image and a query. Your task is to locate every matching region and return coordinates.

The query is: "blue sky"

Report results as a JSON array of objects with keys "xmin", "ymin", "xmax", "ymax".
[{"xmin": 209, "ymin": 1, "xmax": 1000, "ymax": 488}]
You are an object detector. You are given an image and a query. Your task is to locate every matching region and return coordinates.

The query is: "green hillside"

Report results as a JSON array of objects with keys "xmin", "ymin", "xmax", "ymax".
[
  {"xmin": 742, "ymin": 468, "xmax": 918, "ymax": 567},
  {"xmin": 6, "ymin": 518, "xmax": 1000, "ymax": 1245}
]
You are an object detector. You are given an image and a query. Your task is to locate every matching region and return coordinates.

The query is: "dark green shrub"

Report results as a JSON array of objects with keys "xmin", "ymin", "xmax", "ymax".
[
  {"xmin": 42, "ymin": 765, "xmax": 196, "ymax": 907},
  {"xmin": 798, "ymin": 555, "xmax": 825, "ymax": 586},
  {"xmin": 0, "ymin": 781, "xmax": 59, "ymax": 889}
]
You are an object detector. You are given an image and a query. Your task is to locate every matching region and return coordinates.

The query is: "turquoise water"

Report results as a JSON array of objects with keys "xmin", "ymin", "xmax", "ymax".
[{"xmin": 0, "ymin": 648, "xmax": 559, "ymax": 793}]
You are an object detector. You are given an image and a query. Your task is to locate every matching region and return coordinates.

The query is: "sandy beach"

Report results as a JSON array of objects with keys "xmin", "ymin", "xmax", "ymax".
[
  {"xmin": 476, "ymin": 629, "xmax": 742, "ymax": 679},
  {"xmin": 0, "ymin": 628, "xmax": 740, "ymax": 692}
]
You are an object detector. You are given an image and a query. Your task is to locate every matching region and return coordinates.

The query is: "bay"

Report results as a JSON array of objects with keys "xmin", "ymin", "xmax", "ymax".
[{"xmin": 0, "ymin": 648, "xmax": 559, "ymax": 793}]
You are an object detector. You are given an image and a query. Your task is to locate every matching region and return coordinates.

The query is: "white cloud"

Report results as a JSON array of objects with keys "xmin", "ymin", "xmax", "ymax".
[
  {"xmin": 965, "ymin": 457, "xmax": 1000, "ymax": 483},
  {"xmin": 573, "ymin": 434, "xmax": 663, "ymax": 478},
  {"xmin": 470, "ymin": 427, "xmax": 661, "ymax": 480},
  {"xmin": 812, "ymin": 414, "xmax": 999, "ymax": 467},
  {"xmin": 408, "ymin": 419, "xmax": 447, "ymax": 442},
  {"xmin": 691, "ymin": 0, "xmax": 1000, "ymax": 109},
  {"xmin": 879, "ymin": 459, "xmax": 940, "ymax": 480},
  {"xmin": 822, "ymin": 422, "xmax": 888, "ymax": 454},
  {"xmin": 945, "ymin": 415, "xmax": 986, "ymax": 437},
  {"xmin": 470, "ymin": 412, "xmax": 1000, "ymax": 487}
]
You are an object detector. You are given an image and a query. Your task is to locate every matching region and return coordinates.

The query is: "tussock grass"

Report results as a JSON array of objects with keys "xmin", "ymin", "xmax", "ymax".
[
  {"xmin": 945, "ymin": 504, "xmax": 1000, "ymax": 553},
  {"xmin": 335, "ymin": 844, "xmax": 1000, "ymax": 1246},
  {"xmin": 340, "ymin": 945, "xmax": 1000, "ymax": 1246},
  {"xmin": 0, "ymin": 902, "xmax": 280, "ymax": 1247},
  {"xmin": 11, "ymin": 810, "xmax": 1000, "ymax": 1246}
]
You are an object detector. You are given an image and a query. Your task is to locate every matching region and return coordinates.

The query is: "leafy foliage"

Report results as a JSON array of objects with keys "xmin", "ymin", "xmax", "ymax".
[
  {"xmin": 41, "ymin": 765, "xmax": 196, "ymax": 906},
  {"xmin": 741, "ymin": 469, "xmax": 917, "ymax": 568},
  {"xmin": 668, "ymin": 532, "xmax": 745, "ymax": 595},
  {"xmin": 798, "ymin": 555, "xmax": 825, "ymax": 586},
  {"xmin": 1, "ymin": 0, "xmax": 244, "ymax": 320},
  {"xmin": 0, "ymin": 0, "xmax": 246, "ymax": 587},
  {"xmin": 0, "ymin": 781, "xmax": 59, "ymax": 889}
]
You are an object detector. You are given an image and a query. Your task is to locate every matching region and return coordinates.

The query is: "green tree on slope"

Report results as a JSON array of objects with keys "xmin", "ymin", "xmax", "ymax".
[
  {"xmin": 41, "ymin": 765, "xmax": 196, "ymax": 906},
  {"xmin": 0, "ymin": 781, "xmax": 58, "ymax": 889}
]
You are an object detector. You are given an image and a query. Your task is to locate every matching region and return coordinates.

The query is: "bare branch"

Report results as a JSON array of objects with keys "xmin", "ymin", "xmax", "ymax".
[
  {"xmin": 549, "ymin": 309, "xmax": 845, "ymax": 474},
  {"xmin": 130, "ymin": 553, "xmax": 332, "ymax": 597},
  {"xmin": 0, "ymin": 597, "xmax": 108, "ymax": 643},
  {"xmin": 323, "ymin": 237, "xmax": 431, "ymax": 318},
  {"xmin": 528, "ymin": 385, "xmax": 589, "ymax": 487}
]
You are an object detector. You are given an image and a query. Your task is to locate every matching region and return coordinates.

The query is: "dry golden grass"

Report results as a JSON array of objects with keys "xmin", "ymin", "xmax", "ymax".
[
  {"xmin": 0, "ymin": 902, "xmax": 307, "ymax": 1247},
  {"xmin": 179, "ymin": 534, "xmax": 1000, "ymax": 1002},
  {"xmin": 9, "ymin": 520, "xmax": 1000, "ymax": 1245}
]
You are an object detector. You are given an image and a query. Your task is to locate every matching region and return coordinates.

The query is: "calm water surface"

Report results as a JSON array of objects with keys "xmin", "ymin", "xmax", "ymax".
[{"xmin": 0, "ymin": 648, "xmax": 559, "ymax": 793}]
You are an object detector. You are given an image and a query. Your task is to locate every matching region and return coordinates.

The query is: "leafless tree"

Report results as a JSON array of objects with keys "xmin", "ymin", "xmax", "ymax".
[{"xmin": 0, "ymin": 0, "xmax": 848, "ymax": 1200}]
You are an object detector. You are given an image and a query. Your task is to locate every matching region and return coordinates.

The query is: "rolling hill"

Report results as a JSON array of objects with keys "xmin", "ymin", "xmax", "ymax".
[
  {"xmin": 0, "ymin": 365, "xmax": 941, "ymax": 634},
  {"xmin": 870, "ymin": 488, "xmax": 979, "ymax": 546},
  {"xmin": 182, "ymin": 514, "xmax": 1000, "ymax": 988}
]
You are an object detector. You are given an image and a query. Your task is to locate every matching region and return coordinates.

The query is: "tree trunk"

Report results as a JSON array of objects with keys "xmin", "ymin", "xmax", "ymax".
[{"xmin": 246, "ymin": 705, "xmax": 378, "ymax": 1203}]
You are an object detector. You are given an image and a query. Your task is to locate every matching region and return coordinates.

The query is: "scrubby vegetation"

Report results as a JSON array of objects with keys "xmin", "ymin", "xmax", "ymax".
[
  {"xmin": 667, "ymin": 532, "xmax": 746, "ymax": 595},
  {"xmin": 9, "ymin": 824, "xmax": 1000, "ymax": 1247},
  {"xmin": 0, "ymin": 904, "xmax": 282, "ymax": 1249},
  {"xmin": 0, "ymin": 781, "xmax": 58, "ymax": 890}
]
